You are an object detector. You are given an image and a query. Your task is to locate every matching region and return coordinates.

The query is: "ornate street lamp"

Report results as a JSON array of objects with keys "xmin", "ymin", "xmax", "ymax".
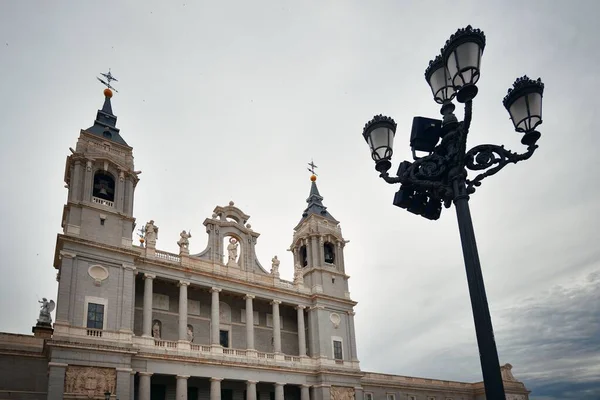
[{"xmin": 362, "ymin": 26, "xmax": 544, "ymax": 400}]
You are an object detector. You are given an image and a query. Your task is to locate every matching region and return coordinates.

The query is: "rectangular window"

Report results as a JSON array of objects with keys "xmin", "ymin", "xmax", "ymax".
[
  {"xmin": 408, "ymin": 396, "xmax": 417, "ymax": 400},
  {"xmin": 428, "ymin": 397, "xmax": 436, "ymax": 400},
  {"xmin": 87, "ymin": 303, "xmax": 104, "ymax": 329},
  {"xmin": 364, "ymin": 393, "xmax": 373, "ymax": 400},
  {"xmin": 386, "ymin": 395, "xmax": 396, "ymax": 400},
  {"xmin": 219, "ymin": 330, "xmax": 230, "ymax": 348},
  {"xmin": 333, "ymin": 340, "xmax": 343, "ymax": 360}
]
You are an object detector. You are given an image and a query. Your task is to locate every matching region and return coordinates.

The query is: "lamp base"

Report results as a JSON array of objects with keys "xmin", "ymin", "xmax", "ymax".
[
  {"xmin": 375, "ymin": 160, "xmax": 392, "ymax": 173},
  {"xmin": 521, "ymin": 130, "xmax": 541, "ymax": 146},
  {"xmin": 457, "ymin": 84, "xmax": 478, "ymax": 103}
]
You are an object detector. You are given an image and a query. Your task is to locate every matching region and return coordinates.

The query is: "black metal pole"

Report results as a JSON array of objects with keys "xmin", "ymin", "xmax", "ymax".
[{"xmin": 453, "ymin": 177, "xmax": 506, "ymax": 400}]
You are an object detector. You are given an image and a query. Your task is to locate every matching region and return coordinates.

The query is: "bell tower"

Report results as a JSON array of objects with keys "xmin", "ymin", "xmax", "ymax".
[
  {"xmin": 290, "ymin": 167, "xmax": 359, "ymax": 366},
  {"xmin": 290, "ymin": 171, "xmax": 349, "ymax": 299},
  {"xmin": 61, "ymin": 84, "xmax": 139, "ymax": 248}
]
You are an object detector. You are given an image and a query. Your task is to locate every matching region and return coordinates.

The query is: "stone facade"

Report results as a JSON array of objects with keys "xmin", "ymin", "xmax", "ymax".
[{"xmin": 0, "ymin": 91, "xmax": 532, "ymax": 400}]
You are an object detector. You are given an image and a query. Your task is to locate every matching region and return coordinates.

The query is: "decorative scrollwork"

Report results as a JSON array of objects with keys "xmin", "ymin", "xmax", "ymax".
[{"xmin": 465, "ymin": 143, "xmax": 537, "ymax": 192}]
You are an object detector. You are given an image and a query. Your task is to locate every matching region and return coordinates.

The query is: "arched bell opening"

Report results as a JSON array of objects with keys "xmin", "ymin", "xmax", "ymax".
[
  {"xmin": 300, "ymin": 245, "xmax": 308, "ymax": 267},
  {"xmin": 93, "ymin": 171, "xmax": 115, "ymax": 202},
  {"xmin": 324, "ymin": 242, "xmax": 336, "ymax": 264}
]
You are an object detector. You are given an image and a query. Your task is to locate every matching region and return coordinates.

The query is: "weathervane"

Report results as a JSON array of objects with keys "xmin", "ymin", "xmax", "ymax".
[
  {"xmin": 307, "ymin": 159, "xmax": 318, "ymax": 176},
  {"xmin": 97, "ymin": 69, "xmax": 119, "ymax": 93}
]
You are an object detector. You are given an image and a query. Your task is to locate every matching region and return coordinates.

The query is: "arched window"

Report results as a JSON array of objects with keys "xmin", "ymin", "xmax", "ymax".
[
  {"xmin": 93, "ymin": 171, "xmax": 115, "ymax": 202},
  {"xmin": 324, "ymin": 242, "xmax": 335, "ymax": 264},
  {"xmin": 300, "ymin": 245, "xmax": 308, "ymax": 267}
]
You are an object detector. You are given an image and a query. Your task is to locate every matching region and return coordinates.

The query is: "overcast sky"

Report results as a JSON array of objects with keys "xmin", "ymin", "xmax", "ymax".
[{"xmin": 1, "ymin": 1, "xmax": 599, "ymax": 399}]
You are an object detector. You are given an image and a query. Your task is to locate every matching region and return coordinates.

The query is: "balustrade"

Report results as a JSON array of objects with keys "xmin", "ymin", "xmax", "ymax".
[{"xmin": 92, "ymin": 196, "xmax": 114, "ymax": 207}]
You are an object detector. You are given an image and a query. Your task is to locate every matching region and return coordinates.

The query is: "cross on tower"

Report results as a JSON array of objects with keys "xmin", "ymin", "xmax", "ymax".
[
  {"xmin": 97, "ymin": 68, "xmax": 119, "ymax": 93},
  {"xmin": 307, "ymin": 159, "xmax": 318, "ymax": 175}
]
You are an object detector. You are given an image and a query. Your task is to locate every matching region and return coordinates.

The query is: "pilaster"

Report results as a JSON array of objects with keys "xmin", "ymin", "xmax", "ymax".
[{"xmin": 47, "ymin": 362, "xmax": 67, "ymax": 400}]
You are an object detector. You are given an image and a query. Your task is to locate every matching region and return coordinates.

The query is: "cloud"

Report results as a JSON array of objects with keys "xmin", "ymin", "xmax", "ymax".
[{"xmin": 494, "ymin": 270, "xmax": 600, "ymax": 399}]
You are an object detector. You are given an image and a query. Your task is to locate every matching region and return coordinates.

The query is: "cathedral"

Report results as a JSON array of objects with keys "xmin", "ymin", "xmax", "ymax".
[{"xmin": 0, "ymin": 86, "xmax": 532, "ymax": 400}]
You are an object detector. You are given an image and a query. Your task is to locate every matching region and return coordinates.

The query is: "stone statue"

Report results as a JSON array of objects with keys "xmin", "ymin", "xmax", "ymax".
[
  {"xmin": 187, "ymin": 325, "xmax": 194, "ymax": 342},
  {"xmin": 293, "ymin": 263, "xmax": 304, "ymax": 285},
  {"xmin": 144, "ymin": 220, "xmax": 159, "ymax": 244},
  {"xmin": 271, "ymin": 256, "xmax": 280, "ymax": 277},
  {"xmin": 37, "ymin": 298, "xmax": 55, "ymax": 325},
  {"xmin": 227, "ymin": 237, "xmax": 238, "ymax": 265},
  {"xmin": 501, "ymin": 363, "xmax": 517, "ymax": 381},
  {"xmin": 177, "ymin": 230, "xmax": 192, "ymax": 250},
  {"xmin": 152, "ymin": 321, "xmax": 161, "ymax": 339}
]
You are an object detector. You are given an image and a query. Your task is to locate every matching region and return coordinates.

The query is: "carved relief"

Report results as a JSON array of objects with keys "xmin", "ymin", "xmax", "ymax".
[
  {"xmin": 330, "ymin": 312, "xmax": 341, "ymax": 329},
  {"xmin": 330, "ymin": 386, "xmax": 355, "ymax": 400},
  {"xmin": 65, "ymin": 366, "xmax": 116, "ymax": 397}
]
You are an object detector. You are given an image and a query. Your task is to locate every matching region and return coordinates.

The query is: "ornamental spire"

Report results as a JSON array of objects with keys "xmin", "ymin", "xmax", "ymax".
[{"xmin": 297, "ymin": 160, "xmax": 337, "ymax": 224}]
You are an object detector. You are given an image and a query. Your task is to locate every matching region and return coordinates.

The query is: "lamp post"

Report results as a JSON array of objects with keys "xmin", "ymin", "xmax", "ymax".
[{"xmin": 362, "ymin": 25, "xmax": 544, "ymax": 400}]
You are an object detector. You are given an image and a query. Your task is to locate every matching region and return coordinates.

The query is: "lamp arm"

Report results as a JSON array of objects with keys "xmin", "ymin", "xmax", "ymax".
[{"xmin": 464, "ymin": 143, "xmax": 538, "ymax": 192}]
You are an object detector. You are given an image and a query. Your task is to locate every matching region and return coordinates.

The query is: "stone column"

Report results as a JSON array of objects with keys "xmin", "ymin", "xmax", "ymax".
[
  {"xmin": 117, "ymin": 170, "xmax": 125, "ymax": 212},
  {"xmin": 116, "ymin": 368, "xmax": 132, "ymax": 400},
  {"xmin": 130, "ymin": 371, "xmax": 136, "ymax": 400},
  {"xmin": 301, "ymin": 385, "xmax": 311, "ymax": 400},
  {"xmin": 271, "ymin": 300, "xmax": 282, "ymax": 353},
  {"xmin": 306, "ymin": 239, "xmax": 312, "ymax": 268},
  {"xmin": 293, "ymin": 247, "xmax": 299, "ymax": 267},
  {"xmin": 319, "ymin": 237, "xmax": 325, "ymax": 266},
  {"xmin": 83, "ymin": 160, "xmax": 93, "ymax": 202},
  {"xmin": 210, "ymin": 378, "xmax": 223, "ymax": 400},
  {"xmin": 47, "ymin": 362, "xmax": 67, "ymax": 400},
  {"xmin": 142, "ymin": 274, "xmax": 155, "ymax": 337},
  {"xmin": 210, "ymin": 288, "xmax": 221, "ymax": 346},
  {"xmin": 348, "ymin": 311, "xmax": 358, "ymax": 361},
  {"xmin": 245, "ymin": 295, "xmax": 255, "ymax": 350},
  {"xmin": 178, "ymin": 281, "xmax": 190, "ymax": 342},
  {"xmin": 338, "ymin": 242, "xmax": 345, "ymax": 271},
  {"xmin": 176, "ymin": 375, "xmax": 189, "ymax": 400},
  {"xmin": 274, "ymin": 383, "xmax": 285, "ymax": 400},
  {"xmin": 311, "ymin": 237, "xmax": 319, "ymax": 267},
  {"xmin": 296, "ymin": 305, "xmax": 307, "ymax": 356},
  {"xmin": 139, "ymin": 372, "xmax": 153, "ymax": 400},
  {"xmin": 246, "ymin": 380, "xmax": 258, "ymax": 400}
]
